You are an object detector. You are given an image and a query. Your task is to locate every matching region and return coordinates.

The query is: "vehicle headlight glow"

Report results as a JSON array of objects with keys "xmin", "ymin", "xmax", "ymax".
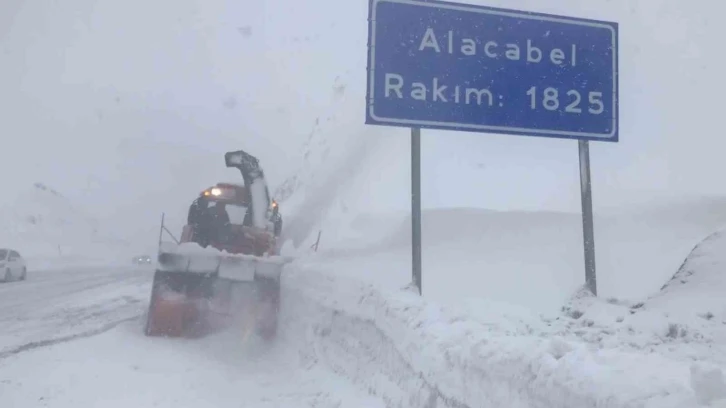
[{"xmin": 211, "ymin": 188, "xmax": 222, "ymax": 196}]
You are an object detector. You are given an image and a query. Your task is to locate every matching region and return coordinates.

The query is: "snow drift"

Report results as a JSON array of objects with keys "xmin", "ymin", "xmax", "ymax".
[
  {"xmin": 279, "ymin": 265, "xmax": 710, "ymax": 408},
  {"xmin": 648, "ymin": 226, "xmax": 726, "ymax": 319},
  {"xmin": 553, "ymin": 226, "xmax": 726, "ymax": 407}
]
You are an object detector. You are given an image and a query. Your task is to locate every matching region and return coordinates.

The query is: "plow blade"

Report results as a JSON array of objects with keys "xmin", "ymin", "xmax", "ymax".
[{"xmin": 144, "ymin": 250, "xmax": 289, "ymax": 340}]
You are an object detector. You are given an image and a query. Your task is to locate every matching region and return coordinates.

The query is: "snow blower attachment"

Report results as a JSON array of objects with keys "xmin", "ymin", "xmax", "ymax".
[{"xmin": 144, "ymin": 150, "xmax": 287, "ymax": 340}]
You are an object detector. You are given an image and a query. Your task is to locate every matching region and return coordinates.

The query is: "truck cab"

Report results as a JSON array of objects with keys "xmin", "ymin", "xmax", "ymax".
[{"xmin": 183, "ymin": 183, "xmax": 282, "ymax": 256}]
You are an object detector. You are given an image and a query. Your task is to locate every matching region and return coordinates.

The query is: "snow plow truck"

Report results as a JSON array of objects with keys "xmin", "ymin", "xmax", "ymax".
[{"xmin": 144, "ymin": 149, "xmax": 287, "ymax": 340}]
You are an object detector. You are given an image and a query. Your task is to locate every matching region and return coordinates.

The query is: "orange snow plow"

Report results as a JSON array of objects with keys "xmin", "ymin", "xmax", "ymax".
[{"xmin": 144, "ymin": 150, "xmax": 289, "ymax": 340}]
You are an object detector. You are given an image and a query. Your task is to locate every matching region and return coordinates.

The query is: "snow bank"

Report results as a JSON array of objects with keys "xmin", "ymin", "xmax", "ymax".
[
  {"xmin": 542, "ymin": 227, "xmax": 726, "ymax": 405},
  {"xmin": 275, "ymin": 180, "xmax": 726, "ymax": 406},
  {"xmin": 649, "ymin": 228, "xmax": 726, "ymax": 319},
  {"xmin": 552, "ymin": 226, "xmax": 726, "ymax": 364},
  {"xmin": 280, "ymin": 265, "xmax": 711, "ymax": 408}
]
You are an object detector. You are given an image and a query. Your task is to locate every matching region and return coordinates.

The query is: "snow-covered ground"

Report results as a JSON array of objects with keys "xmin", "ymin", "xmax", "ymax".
[
  {"xmin": 276, "ymin": 204, "xmax": 726, "ymax": 408},
  {"xmin": 0, "ymin": 265, "xmax": 385, "ymax": 408},
  {"xmin": 0, "ymin": 320, "xmax": 384, "ymax": 408},
  {"xmin": 280, "ymin": 264, "xmax": 698, "ymax": 408},
  {"xmin": 0, "ymin": 265, "xmax": 150, "ymax": 357}
]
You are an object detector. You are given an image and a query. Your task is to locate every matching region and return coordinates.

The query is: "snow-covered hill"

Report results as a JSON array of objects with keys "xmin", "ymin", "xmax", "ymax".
[
  {"xmin": 2, "ymin": 183, "xmax": 99, "ymax": 236},
  {"xmin": 0, "ymin": 183, "xmax": 130, "ymax": 268}
]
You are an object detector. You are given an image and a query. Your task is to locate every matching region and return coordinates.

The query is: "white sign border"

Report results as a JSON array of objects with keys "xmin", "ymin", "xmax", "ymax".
[{"xmin": 367, "ymin": 0, "xmax": 618, "ymax": 140}]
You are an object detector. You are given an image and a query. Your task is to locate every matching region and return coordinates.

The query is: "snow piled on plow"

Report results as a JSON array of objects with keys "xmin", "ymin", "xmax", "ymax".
[
  {"xmin": 156, "ymin": 242, "xmax": 292, "ymax": 280},
  {"xmin": 160, "ymin": 242, "xmax": 290, "ymax": 263},
  {"xmin": 160, "ymin": 242, "xmax": 293, "ymax": 264}
]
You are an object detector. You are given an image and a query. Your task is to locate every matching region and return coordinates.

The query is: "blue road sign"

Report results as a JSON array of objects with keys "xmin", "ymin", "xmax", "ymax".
[{"xmin": 366, "ymin": 0, "xmax": 619, "ymax": 142}]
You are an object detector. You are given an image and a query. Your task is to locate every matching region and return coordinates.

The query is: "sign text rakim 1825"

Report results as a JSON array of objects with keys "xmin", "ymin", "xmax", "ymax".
[{"xmin": 384, "ymin": 28, "xmax": 603, "ymax": 115}]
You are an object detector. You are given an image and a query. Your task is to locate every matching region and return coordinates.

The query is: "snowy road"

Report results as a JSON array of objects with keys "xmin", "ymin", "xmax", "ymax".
[
  {"xmin": 0, "ymin": 265, "xmax": 384, "ymax": 408},
  {"xmin": 0, "ymin": 266, "xmax": 152, "ymax": 357}
]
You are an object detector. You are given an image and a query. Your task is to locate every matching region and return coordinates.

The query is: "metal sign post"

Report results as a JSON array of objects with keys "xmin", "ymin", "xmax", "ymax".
[
  {"xmin": 411, "ymin": 127, "xmax": 422, "ymax": 295},
  {"xmin": 366, "ymin": 0, "xmax": 618, "ymax": 296},
  {"xmin": 579, "ymin": 140, "xmax": 597, "ymax": 295}
]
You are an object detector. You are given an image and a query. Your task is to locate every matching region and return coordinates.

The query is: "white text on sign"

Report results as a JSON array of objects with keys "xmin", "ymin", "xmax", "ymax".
[{"xmin": 418, "ymin": 28, "xmax": 577, "ymax": 66}]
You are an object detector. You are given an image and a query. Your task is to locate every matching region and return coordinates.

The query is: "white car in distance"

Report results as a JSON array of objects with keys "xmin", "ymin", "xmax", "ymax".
[{"xmin": 0, "ymin": 248, "xmax": 27, "ymax": 282}]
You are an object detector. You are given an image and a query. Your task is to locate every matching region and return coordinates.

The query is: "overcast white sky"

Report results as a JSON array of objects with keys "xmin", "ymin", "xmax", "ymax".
[{"xmin": 1, "ymin": 0, "xmax": 725, "ymax": 242}]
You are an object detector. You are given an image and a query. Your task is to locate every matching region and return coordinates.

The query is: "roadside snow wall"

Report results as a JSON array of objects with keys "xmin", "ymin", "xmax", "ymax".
[{"xmin": 278, "ymin": 265, "xmax": 703, "ymax": 408}]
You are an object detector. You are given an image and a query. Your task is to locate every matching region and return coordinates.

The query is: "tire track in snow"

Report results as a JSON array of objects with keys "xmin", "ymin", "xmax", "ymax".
[{"xmin": 0, "ymin": 315, "xmax": 139, "ymax": 360}]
